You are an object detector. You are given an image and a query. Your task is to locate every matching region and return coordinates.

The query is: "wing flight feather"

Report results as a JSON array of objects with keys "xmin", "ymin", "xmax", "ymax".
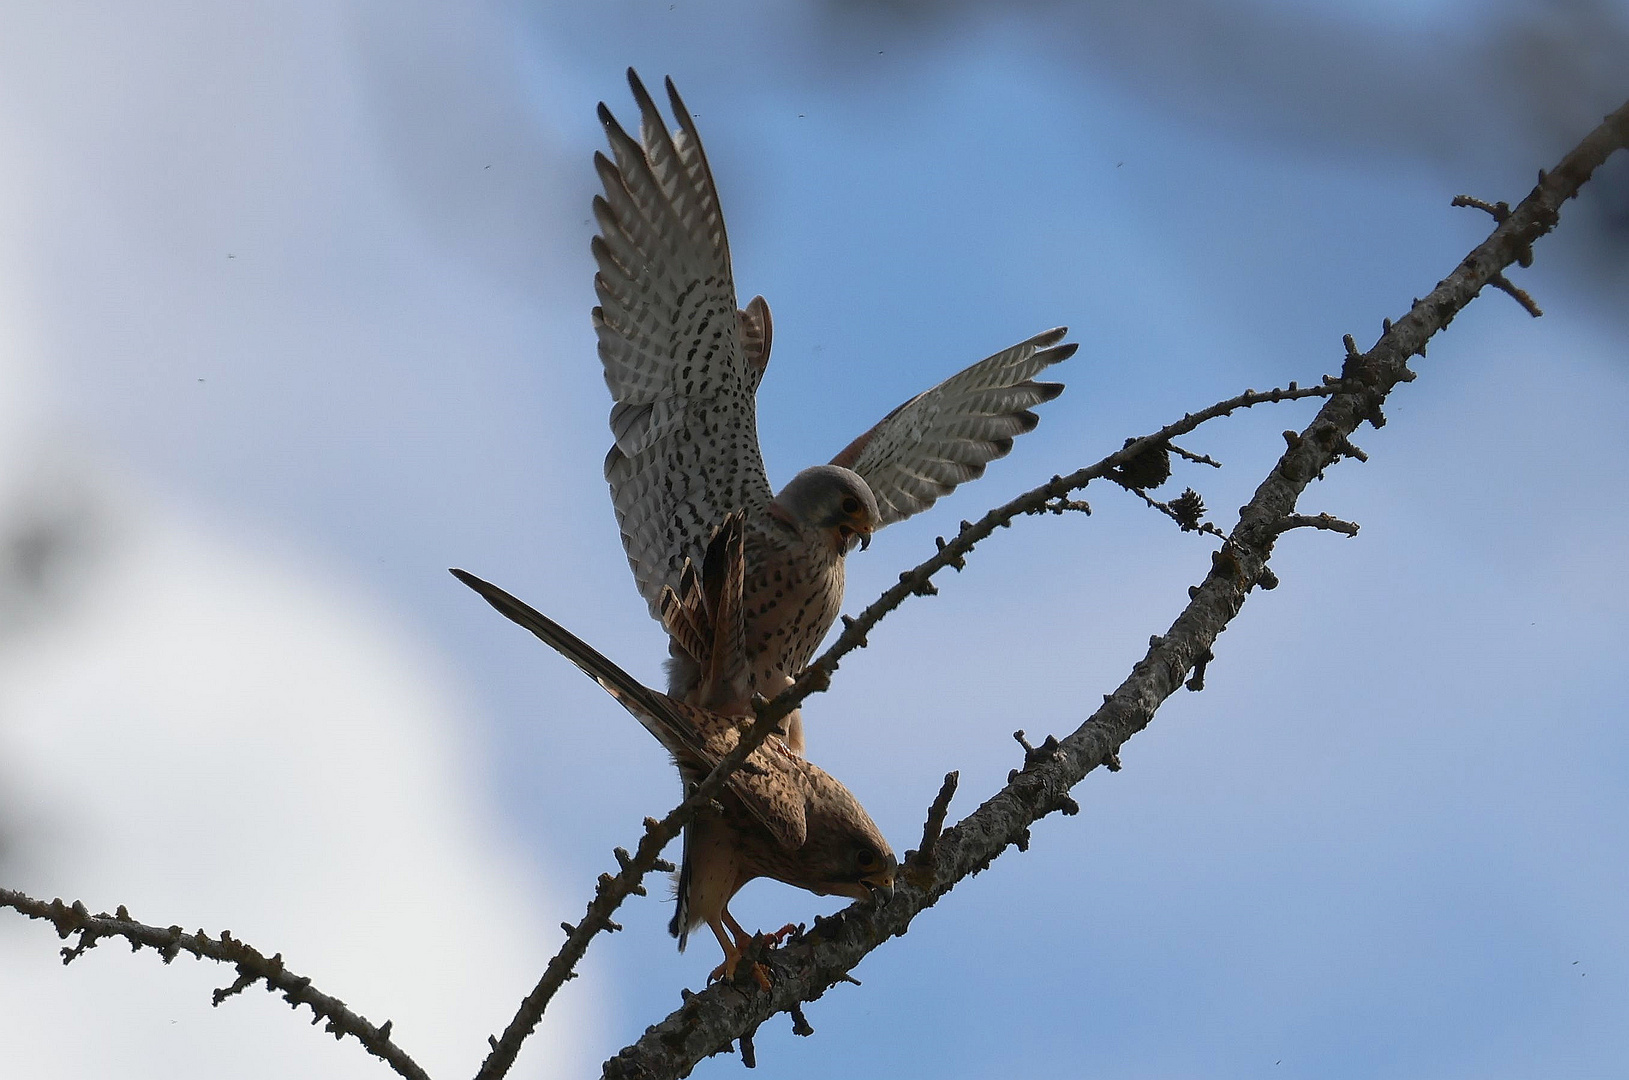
[
  {"xmin": 831, "ymin": 327, "xmax": 1077, "ymax": 525},
  {"xmin": 594, "ymin": 70, "xmax": 774, "ymax": 618}
]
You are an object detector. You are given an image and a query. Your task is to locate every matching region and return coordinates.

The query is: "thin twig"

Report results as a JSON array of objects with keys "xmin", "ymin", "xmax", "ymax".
[
  {"xmin": 1026, "ymin": 497, "xmax": 1092, "ymax": 516},
  {"xmin": 720, "ymin": 385, "xmax": 1339, "ymax": 799},
  {"xmin": 788, "ymin": 1002, "xmax": 814, "ymax": 1037},
  {"xmin": 1185, "ymin": 648, "xmax": 1215, "ymax": 692},
  {"xmin": 763, "ymin": 382, "xmax": 1339, "ymax": 714},
  {"xmin": 904, "ymin": 772, "xmax": 959, "ymax": 886},
  {"xmin": 598, "ymin": 96, "xmax": 1629, "ymax": 1080},
  {"xmin": 1451, "ymin": 194, "xmax": 1510, "ymax": 221},
  {"xmin": 1489, "ymin": 272, "xmax": 1543, "ymax": 317},
  {"xmin": 1122, "ymin": 485, "xmax": 1227, "ymax": 538},
  {"xmin": 0, "ymin": 889, "xmax": 429, "ymax": 1080},
  {"xmin": 6, "ymin": 94, "xmax": 1618, "ymax": 1080},
  {"xmin": 1168, "ymin": 442, "xmax": 1222, "ymax": 468},
  {"xmin": 473, "ymin": 695, "xmax": 798, "ymax": 1080},
  {"xmin": 1270, "ymin": 513, "xmax": 1360, "ymax": 537}
]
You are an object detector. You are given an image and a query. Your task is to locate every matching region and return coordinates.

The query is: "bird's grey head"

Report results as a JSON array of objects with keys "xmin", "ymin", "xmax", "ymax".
[{"xmin": 771, "ymin": 465, "xmax": 881, "ymax": 554}]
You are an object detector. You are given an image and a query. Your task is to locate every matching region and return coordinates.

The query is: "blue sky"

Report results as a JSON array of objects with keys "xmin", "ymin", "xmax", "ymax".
[{"xmin": 2, "ymin": 2, "xmax": 1626, "ymax": 1077}]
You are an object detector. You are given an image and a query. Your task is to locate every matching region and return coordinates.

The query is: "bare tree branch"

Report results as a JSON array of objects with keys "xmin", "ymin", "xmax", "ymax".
[
  {"xmin": 1488, "ymin": 272, "xmax": 1544, "ymax": 317},
  {"xmin": 3, "ymin": 90, "xmax": 1620, "ymax": 1080},
  {"xmin": 598, "ymin": 98, "xmax": 1629, "ymax": 1080},
  {"xmin": 1270, "ymin": 512, "xmax": 1360, "ymax": 537},
  {"xmin": 1450, "ymin": 194, "xmax": 1510, "ymax": 221},
  {"xmin": 1167, "ymin": 442, "xmax": 1222, "ymax": 468},
  {"xmin": 903, "ymin": 771, "xmax": 960, "ymax": 886},
  {"xmin": 1121, "ymin": 484, "xmax": 1228, "ymax": 538},
  {"xmin": 773, "ymin": 381, "xmax": 1339, "ymax": 702},
  {"xmin": 687, "ymin": 383, "xmax": 1343, "ymax": 839},
  {"xmin": 0, "ymin": 377, "xmax": 1324, "ymax": 1080},
  {"xmin": 0, "ymin": 889, "xmax": 430, "ymax": 1080},
  {"xmin": 473, "ymin": 690, "xmax": 807, "ymax": 1080}
]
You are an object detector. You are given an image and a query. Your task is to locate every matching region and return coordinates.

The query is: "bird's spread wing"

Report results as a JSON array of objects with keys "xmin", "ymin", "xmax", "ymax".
[
  {"xmin": 451, "ymin": 566, "xmax": 805, "ymax": 850},
  {"xmin": 594, "ymin": 69, "xmax": 774, "ymax": 619},
  {"xmin": 830, "ymin": 328, "xmax": 1077, "ymax": 526}
]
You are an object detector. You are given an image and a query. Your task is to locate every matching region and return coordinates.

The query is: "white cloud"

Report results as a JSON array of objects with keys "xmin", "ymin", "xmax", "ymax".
[
  {"xmin": 0, "ymin": 474, "xmax": 603, "ymax": 1078},
  {"xmin": 0, "ymin": 2, "xmax": 606, "ymax": 1073}
]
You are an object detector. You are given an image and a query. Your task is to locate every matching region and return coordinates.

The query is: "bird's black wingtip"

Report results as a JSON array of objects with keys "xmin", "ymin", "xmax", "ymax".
[
  {"xmin": 449, "ymin": 567, "xmax": 493, "ymax": 598},
  {"xmin": 665, "ymin": 76, "xmax": 691, "ymax": 124},
  {"xmin": 1032, "ymin": 380, "xmax": 1067, "ymax": 403}
]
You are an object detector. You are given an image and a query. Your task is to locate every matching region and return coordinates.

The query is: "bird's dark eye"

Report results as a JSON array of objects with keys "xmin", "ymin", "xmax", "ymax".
[
  {"xmin": 841, "ymin": 496, "xmax": 860, "ymax": 515},
  {"xmin": 856, "ymin": 848, "xmax": 876, "ymax": 869}
]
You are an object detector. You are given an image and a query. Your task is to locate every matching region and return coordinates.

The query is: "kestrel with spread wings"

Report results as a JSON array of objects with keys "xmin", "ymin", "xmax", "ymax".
[
  {"xmin": 593, "ymin": 69, "xmax": 1076, "ymax": 753},
  {"xmin": 452, "ymin": 513, "xmax": 895, "ymax": 984}
]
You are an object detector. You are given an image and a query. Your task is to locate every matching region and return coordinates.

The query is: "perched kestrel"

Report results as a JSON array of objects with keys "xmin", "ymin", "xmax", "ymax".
[
  {"xmin": 451, "ymin": 513, "xmax": 896, "ymax": 984},
  {"xmin": 593, "ymin": 70, "xmax": 1076, "ymax": 753}
]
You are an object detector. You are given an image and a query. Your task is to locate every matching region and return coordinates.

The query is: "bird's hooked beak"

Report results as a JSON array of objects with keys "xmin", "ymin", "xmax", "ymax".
[
  {"xmin": 836, "ymin": 521, "xmax": 873, "ymax": 554},
  {"xmin": 861, "ymin": 868, "xmax": 895, "ymax": 905}
]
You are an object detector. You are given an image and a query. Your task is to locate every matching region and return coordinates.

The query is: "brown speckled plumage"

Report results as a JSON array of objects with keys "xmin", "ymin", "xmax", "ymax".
[
  {"xmin": 594, "ymin": 70, "xmax": 1076, "ymax": 754},
  {"xmin": 452, "ymin": 515, "xmax": 896, "ymax": 982}
]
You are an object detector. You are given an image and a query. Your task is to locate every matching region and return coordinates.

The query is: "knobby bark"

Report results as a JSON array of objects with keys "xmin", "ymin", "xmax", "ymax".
[
  {"xmin": 2, "ymin": 99, "xmax": 1624, "ymax": 1080},
  {"xmin": 598, "ymin": 100, "xmax": 1629, "ymax": 1080},
  {"xmin": 0, "ymin": 889, "xmax": 432, "ymax": 1080}
]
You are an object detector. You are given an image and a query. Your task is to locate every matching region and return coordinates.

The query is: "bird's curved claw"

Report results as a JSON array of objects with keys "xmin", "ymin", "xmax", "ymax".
[{"xmin": 709, "ymin": 957, "xmax": 772, "ymax": 992}]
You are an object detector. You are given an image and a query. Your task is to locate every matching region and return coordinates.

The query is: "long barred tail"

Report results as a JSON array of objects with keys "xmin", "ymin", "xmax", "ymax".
[
  {"xmin": 450, "ymin": 567, "xmax": 676, "ymax": 734},
  {"xmin": 455, "ymin": 566, "xmax": 702, "ymax": 953}
]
